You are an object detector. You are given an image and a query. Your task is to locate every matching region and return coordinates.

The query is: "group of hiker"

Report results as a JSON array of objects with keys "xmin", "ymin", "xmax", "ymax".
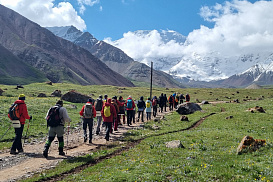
[{"xmin": 7, "ymin": 92, "xmax": 190, "ymax": 158}]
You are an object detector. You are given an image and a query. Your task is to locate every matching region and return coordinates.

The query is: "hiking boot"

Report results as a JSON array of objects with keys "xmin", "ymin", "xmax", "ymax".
[
  {"xmin": 59, "ymin": 151, "xmax": 65, "ymax": 156},
  {"xmin": 10, "ymin": 150, "xmax": 18, "ymax": 155},
  {"xmin": 105, "ymin": 137, "xmax": 109, "ymax": 141},
  {"xmin": 43, "ymin": 149, "xmax": 48, "ymax": 158},
  {"xmin": 59, "ymin": 147, "xmax": 65, "ymax": 156},
  {"xmin": 84, "ymin": 137, "xmax": 87, "ymax": 142},
  {"xmin": 89, "ymin": 140, "xmax": 92, "ymax": 144},
  {"xmin": 18, "ymin": 149, "xmax": 24, "ymax": 153}
]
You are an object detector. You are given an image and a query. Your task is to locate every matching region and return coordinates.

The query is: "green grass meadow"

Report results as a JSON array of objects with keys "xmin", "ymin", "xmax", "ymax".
[{"xmin": 1, "ymin": 83, "xmax": 273, "ymax": 181}]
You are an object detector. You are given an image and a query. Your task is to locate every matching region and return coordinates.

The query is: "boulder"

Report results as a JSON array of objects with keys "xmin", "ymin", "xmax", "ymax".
[
  {"xmin": 51, "ymin": 90, "xmax": 62, "ymax": 97},
  {"xmin": 237, "ymin": 136, "xmax": 266, "ymax": 155},
  {"xmin": 176, "ymin": 102, "xmax": 202, "ymax": 115},
  {"xmin": 201, "ymin": 100, "xmax": 209, "ymax": 104},
  {"xmin": 61, "ymin": 91, "xmax": 91, "ymax": 103},
  {"xmin": 0, "ymin": 88, "xmax": 4, "ymax": 96},
  {"xmin": 247, "ymin": 106, "xmax": 265, "ymax": 113},
  {"xmin": 180, "ymin": 115, "xmax": 189, "ymax": 121},
  {"xmin": 37, "ymin": 93, "xmax": 47, "ymax": 97},
  {"xmin": 165, "ymin": 140, "xmax": 185, "ymax": 148},
  {"xmin": 46, "ymin": 81, "xmax": 53, "ymax": 85}
]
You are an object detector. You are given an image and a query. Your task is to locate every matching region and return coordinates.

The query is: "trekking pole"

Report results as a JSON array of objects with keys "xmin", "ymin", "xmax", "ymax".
[
  {"xmin": 0, "ymin": 124, "xmax": 12, "ymax": 141},
  {"xmin": 23, "ymin": 118, "xmax": 31, "ymax": 146},
  {"xmin": 66, "ymin": 122, "xmax": 70, "ymax": 154}
]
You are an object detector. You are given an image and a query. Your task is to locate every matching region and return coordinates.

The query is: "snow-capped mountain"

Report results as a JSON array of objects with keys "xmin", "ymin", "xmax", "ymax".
[
  {"xmin": 106, "ymin": 30, "xmax": 273, "ymax": 87},
  {"xmin": 46, "ymin": 26, "xmax": 183, "ymax": 88},
  {"xmin": 47, "ymin": 26, "xmax": 98, "ymax": 47}
]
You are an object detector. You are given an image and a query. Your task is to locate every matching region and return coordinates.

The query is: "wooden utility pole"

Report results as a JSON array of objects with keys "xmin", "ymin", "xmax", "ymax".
[{"xmin": 150, "ymin": 61, "xmax": 153, "ymax": 99}]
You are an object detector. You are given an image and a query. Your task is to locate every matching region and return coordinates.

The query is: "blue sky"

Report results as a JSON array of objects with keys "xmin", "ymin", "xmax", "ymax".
[
  {"xmin": 1, "ymin": 0, "xmax": 273, "ymax": 81},
  {"xmin": 0, "ymin": 0, "xmax": 265, "ymax": 40}
]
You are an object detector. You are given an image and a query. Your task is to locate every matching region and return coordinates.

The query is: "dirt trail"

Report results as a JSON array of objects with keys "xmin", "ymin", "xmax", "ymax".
[{"xmin": 0, "ymin": 109, "xmax": 170, "ymax": 182}]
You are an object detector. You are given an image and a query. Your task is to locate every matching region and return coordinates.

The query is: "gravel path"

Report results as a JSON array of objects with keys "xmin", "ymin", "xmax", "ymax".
[{"xmin": 0, "ymin": 109, "xmax": 170, "ymax": 182}]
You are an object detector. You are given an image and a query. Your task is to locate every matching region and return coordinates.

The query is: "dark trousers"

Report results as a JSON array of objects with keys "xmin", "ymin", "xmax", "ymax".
[
  {"xmin": 169, "ymin": 103, "xmax": 173, "ymax": 111},
  {"xmin": 83, "ymin": 118, "xmax": 93, "ymax": 140},
  {"xmin": 11, "ymin": 124, "xmax": 24, "ymax": 151},
  {"xmin": 137, "ymin": 111, "xmax": 144, "ymax": 122},
  {"xmin": 127, "ymin": 110, "xmax": 134, "ymax": 125},
  {"xmin": 159, "ymin": 105, "xmax": 164, "ymax": 113},
  {"xmin": 164, "ymin": 103, "xmax": 167, "ymax": 112},
  {"xmin": 114, "ymin": 118, "xmax": 118, "ymax": 131},
  {"xmin": 153, "ymin": 106, "xmax": 157, "ymax": 117},
  {"xmin": 104, "ymin": 122, "xmax": 112, "ymax": 140}
]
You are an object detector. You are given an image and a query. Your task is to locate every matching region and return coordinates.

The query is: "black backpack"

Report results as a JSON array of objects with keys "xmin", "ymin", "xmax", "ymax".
[
  {"xmin": 137, "ymin": 100, "xmax": 145, "ymax": 108},
  {"xmin": 95, "ymin": 99, "xmax": 103, "ymax": 111},
  {"xmin": 46, "ymin": 106, "xmax": 62, "ymax": 127}
]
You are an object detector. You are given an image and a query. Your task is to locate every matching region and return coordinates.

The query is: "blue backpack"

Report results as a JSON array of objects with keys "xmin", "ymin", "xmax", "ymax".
[{"xmin": 127, "ymin": 99, "xmax": 133, "ymax": 109}]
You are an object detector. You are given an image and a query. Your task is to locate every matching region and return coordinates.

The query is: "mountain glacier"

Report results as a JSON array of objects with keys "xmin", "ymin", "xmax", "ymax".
[{"xmin": 104, "ymin": 30, "xmax": 273, "ymax": 85}]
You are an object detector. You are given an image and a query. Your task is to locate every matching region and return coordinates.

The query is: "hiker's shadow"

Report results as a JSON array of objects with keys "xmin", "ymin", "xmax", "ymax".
[{"xmin": 24, "ymin": 152, "xmax": 72, "ymax": 160}]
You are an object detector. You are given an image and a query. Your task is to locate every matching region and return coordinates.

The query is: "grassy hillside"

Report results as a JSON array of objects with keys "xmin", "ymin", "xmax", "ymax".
[{"xmin": 1, "ymin": 83, "xmax": 273, "ymax": 181}]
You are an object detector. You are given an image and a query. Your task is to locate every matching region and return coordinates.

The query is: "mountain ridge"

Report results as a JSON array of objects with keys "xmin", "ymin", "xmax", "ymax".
[
  {"xmin": 0, "ymin": 4, "xmax": 134, "ymax": 87},
  {"xmin": 47, "ymin": 26, "xmax": 184, "ymax": 88}
]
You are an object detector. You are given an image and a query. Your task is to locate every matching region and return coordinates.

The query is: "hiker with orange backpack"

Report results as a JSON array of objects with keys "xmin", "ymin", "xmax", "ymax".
[
  {"xmin": 79, "ymin": 98, "xmax": 96, "ymax": 143},
  {"xmin": 125, "ymin": 96, "xmax": 135, "ymax": 126},
  {"xmin": 101, "ymin": 98, "xmax": 116, "ymax": 141},
  {"xmin": 168, "ymin": 95, "xmax": 174, "ymax": 111},
  {"xmin": 8, "ymin": 94, "xmax": 32, "ymax": 155}
]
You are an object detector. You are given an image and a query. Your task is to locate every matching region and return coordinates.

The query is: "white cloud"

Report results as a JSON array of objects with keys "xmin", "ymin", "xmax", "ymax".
[
  {"xmin": 77, "ymin": 0, "xmax": 100, "ymax": 14},
  {"xmin": 106, "ymin": 0, "xmax": 273, "ymax": 60},
  {"xmin": 105, "ymin": 30, "xmax": 184, "ymax": 61},
  {"xmin": 0, "ymin": 0, "xmax": 86, "ymax": 31}
]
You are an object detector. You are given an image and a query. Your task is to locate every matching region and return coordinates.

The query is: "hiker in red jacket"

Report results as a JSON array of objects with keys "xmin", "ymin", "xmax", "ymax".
[
  {"xmin": 125, "ymin": 96, "xmax": 135, "ymax": 126},
  {"xmin": 79, "ymin": 98, "xmax": 96, "ymax": 143},
  {"xmin": 101, "ymin": 99, "xmax": 116, "ymax": 141},
  {"xmin": 8, "ymin": 94, "xmax": 32, "ymax": 155}
]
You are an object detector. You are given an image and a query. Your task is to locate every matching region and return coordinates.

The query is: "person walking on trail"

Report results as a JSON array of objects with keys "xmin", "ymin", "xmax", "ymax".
[
  {"xmin": 137, "ymin": 96, "xmax": 145, "ymax": 122},
  {"xmin": 163, "ymin": 94, "xmax": 167, "ymax": 112},
  {"xmin": 152, "ymin": 96, "xmax": 158, "ymax": 117},
  {"xmin": 8, "ymin": 94, "xmax": 32, "ymax": 155},
  {"xmin": 158, "ymin": 93, "xmax": 165, "ymax": 113},
  {"xmin": 186, "ymin": 93, "xmax": 190, "ymax": 102},
  {"xmin": 118, "ymin": 96, "xmax": 125, "ymax": 125},
  {"xmin": 101, "ymin": 98, "xmax": 116, "ymax": 141},
  {"xmin": 145, "ymin": 97, "xmax": 152, "ymax": 120},
  {"xmin": 179, "ymin": 94, "xmax": 185, "ymax": 104},
  {"xmin": 79, "ymin": 98, "xmax": 96, "ymax": 143},
  {"xmin": 103, "ymin": 94, "xmax": 108, "ymax": 103},
  {"xmin": 168, "ymin": 95, "xmax": 174, "ymax": 111},
  {"xmin": 94, "ymin": 95, "xmax": 103, "ymax": 135},
  {"xmin": 125, "ymin": 96, "xmax": 135, "ymax": 126},
  {"xmin": 43, "ymin": 100, "xmax": 71, "ymax": 158},
  {"xmin": 111, "ymin": 97, "xmax": 119, "ymax": 131},
  {"xmin": 175, "ymin": 95, "xmax": 179, "ymax": 109}
]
